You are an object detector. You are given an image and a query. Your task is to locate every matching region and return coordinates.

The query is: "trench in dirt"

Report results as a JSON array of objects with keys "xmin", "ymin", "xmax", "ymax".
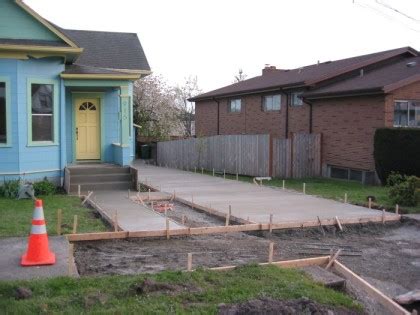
[{"xmin": 75, "ymin": 201, "xmax": 420, "ymax": 307}]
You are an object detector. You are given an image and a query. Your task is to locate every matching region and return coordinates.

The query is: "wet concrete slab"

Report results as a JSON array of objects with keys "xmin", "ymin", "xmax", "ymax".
[
  {"xmin": 133, "ymin": 163, "xmax": 399, "ymax": 224},
  {"xmin": 91, "ymin": 190, "xmax": 183, "ymax": 231},
  {"xmin": 0, "ymin": 236, "xmax": 78, "ymax": 281}
]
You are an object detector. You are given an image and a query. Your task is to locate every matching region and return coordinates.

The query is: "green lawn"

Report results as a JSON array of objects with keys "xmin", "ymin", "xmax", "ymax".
[
  {"xmin": 0, "ymin": 195, "xmax": 108, "ymax": 237},
  {"xmin": 199, "ymin": 170, "xmax": 420, "ymax": 213},
  {"xmin": 0, "ymin": 264, "xmax": 362, "ymax": 314}
]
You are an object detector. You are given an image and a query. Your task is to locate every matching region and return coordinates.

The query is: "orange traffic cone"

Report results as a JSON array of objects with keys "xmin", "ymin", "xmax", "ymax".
[{"xmin": 21, "ymin": 199, "xmax": 55, "ymax": 266}]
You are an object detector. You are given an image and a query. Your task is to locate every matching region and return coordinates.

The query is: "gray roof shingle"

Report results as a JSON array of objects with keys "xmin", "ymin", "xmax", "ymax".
[
  {"xmin": 191, "ymin": 47, "xmax": 418, "ymax": 101},
  {"xmin": 60, "ymin": 28, "xmax": 150, "ymax": 72}
]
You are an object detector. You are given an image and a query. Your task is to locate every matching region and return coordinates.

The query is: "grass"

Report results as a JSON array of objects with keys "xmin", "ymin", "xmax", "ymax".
[
  {"xmin": 0, "ymin": 194, "xmax": 108, "ymax": 237},
  {"xmin": 197, "ymin": 169, "xmax": 420, "ymax": 213},
  {"xmin": 0, "ymin": 264, "xmax": 362, "ymax": 314}
]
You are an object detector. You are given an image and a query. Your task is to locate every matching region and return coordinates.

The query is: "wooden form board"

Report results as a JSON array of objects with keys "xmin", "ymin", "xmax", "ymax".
[
  {"xmin": 66, "ymin": 214, "xmax": 401, "ymax": 242},
  {"xmin": 333, "ymin": 261, "xmax": 409, "ymax": 315}
]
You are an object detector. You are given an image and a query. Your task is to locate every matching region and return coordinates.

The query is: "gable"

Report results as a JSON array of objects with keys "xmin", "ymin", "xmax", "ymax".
[{"xmin": 0, "ymin": 0, "xmax": 63, "ymax": 43}]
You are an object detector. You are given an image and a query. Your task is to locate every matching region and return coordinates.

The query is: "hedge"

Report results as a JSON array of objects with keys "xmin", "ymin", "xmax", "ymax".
[{"xmin": 374, "ymin": 128, "xmax": 420, "ymax": 184}]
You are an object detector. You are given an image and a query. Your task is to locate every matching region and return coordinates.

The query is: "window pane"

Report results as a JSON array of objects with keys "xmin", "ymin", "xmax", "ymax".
[
  {"xmin": 0, "ymin": 82, "xmax": 5, "ymax": 143},
  {"xmin": 394, "ymin": 101, "xmax": 408, "ymax": 126},
  {"xmin": 32, "ymin": 84, "xmax": 53, "ymax": 114},
  {"xmin": 273, "ymin": 95, "xmax": 281, "ymax": 110},
  {"xmin": 330, "ymin": 167, "xmax": 348, "ymax": 180},
  {"xmin": 32, "ymin": 115, "xmax": 53, "ymax": 141},
  {"xmin": 408, "ymin": 101, "xmax": 420, "ymax": 127}
]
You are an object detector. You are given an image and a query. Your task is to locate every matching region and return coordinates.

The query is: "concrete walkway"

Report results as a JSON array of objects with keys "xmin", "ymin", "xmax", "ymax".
[
  {"xmin": 133, "ymin": 163, "xmax": 398, "ymax": 224},
  {"xmin": 0, "ymin": 236, "xmax": 78, "ymax": 281},
  {"xmin": 92, "ymin": 190, "xmax": 182, "ymax": 231}
]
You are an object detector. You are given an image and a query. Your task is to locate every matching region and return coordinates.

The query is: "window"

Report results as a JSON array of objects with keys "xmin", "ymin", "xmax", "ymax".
[
  {"xmin": 229, "ymin": 98, "xmax": 241, "ymax": 112},
  {"xmin": 329, "ymin": 165, "xmax": 377, "ymax": 185},
  {"xmin": 263, "ymin": 94, "xmax": 281, "ymax": 111},
  {"xmin": 0, "ymin": 82, "xmax": 6, "ymax": 144},
  {"xmin": 394, "ymin": 100, "xmax": 420, "ymax": 127},
  {"xmin": 29, "ymin": 82, "xmax": 57, "ymax": 144},
  {"xmin": 291, "ymin": 92, "xmax": 303, "ymax": 106}
]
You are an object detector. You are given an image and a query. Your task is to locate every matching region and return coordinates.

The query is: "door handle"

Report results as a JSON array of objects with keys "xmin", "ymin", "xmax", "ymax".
[{"xmin": 76, "ymin": 127, "xmax": 78, "ymax": 140}]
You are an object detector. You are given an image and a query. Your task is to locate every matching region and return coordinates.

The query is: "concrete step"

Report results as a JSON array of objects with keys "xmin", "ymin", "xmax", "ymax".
[
  {"xmin": 69, "ymin": 181, "xmax": 133, "ymax": 193},
  {"xmin": 301, "ymin": 265, "xmax": 346, "ymax": 290},
  {"xmin": 70, "ymin": 173, "xmax": 132, "ymax": 184},
  {"xmin": 68, "ymin": 166, "xmax": 130, "ymax": 176}
]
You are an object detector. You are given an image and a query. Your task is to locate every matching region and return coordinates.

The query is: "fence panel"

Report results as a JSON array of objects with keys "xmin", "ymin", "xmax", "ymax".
[
  {"xmin": 157, "ymin": 134, "xmax": 270, "ymax": 177},
  {"xmin": 292, "ymin": 133, "xmax": 322, "ymax": 178}
]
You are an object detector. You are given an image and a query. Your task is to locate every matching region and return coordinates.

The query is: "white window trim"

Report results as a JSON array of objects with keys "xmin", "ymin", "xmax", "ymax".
[
  {"xmin": 0, "ymin": 77, "xmax": 11, "ymax": 147},
  {"xmin": 27, "ymin": 78, "xmax": 59, "ymax": 146}
]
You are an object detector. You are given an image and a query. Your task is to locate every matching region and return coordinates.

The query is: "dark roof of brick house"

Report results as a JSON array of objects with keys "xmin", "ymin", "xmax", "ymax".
[
  {"xmin": 190, "ymin": 47, "xmax": 418, "ymax": 101},
  {"xmin": 303, "ymin": 56, "xmax": 420, "ymax": 98}
]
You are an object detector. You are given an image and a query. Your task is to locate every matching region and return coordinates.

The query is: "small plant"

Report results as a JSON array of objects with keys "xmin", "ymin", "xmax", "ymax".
[
  {"xmin": 33, "ymin": 178, "xmax": 56, "ymax": 196},
  {"xmin": 0, "ymin": 179, "xmax": 20, "ymax": 199},
  {"xmin": 388, "ymin": 173, "xmax": 418, "ymax": 206}
]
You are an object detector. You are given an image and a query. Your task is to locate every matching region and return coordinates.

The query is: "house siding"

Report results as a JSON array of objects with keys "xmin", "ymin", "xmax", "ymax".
[{"xmin": 312, "ymin": 95, "xmax": 386, "ymax": 172}]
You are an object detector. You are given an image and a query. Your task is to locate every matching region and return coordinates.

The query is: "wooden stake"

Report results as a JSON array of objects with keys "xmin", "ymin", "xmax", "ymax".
[
  {"xmin": 269, "ymin": 214, "xmax": 273, "ymax": 233},
  {"xmin": 395, "ymin": 204, "xmax": 399, "ymax": 214},
  {"xmin": 317, "ymin": 216, "xmax": 325, "ymax": 236},
  {"xmin": 77, "ymin": 185, "xmax": 81, "ymax": 197},
  {"xmin": 212, "ymin": 168, "xmax": 215, "ymax": 176},
  {"xmin": 268, "ymin": 242, "xmax": 274, "ymax": 264},
  {"xmin": 236, "ymin": 172, "xmax": 239, "ymax": 181},
  {"xmin": 187, "ymin": 253, "xmax": 192, "ymax": 271},
  {"xmin": 128, "ymin": 189, "xmax": 130, "ymax": 199},
  {"xmin": 194, "ymin": 167, "xmax": 197, "ymax": 173},
  {"xmin": 282, "ymin": 180, "xmax": 285, "ymax": 190},
  {"xmin": 303, "ymin": 183, "xmax": 306, "ymax": 194},
  {"xmin": 344, "ymin": 193, "xmax": 348, "ymax": 203},
  {"xmin": 68, "ymin": 243, "xmax": 74, "ymax": 276},
  {"xmin": 223, "ymin": 169, "xmax": 226, "ymax": 179},
  {"xmin": 382, "ymin": 209, "xmax": 385, "ymax": 224},
  {"xmin": 151, "ymin": 201, "xmax": 154, "ymax": 210},
  {"xmin": 201, "ymin": 167, "xmax": 204, "ymax": 174},
  {"xmin": 57, "ymin": 209, "xmax": 62, "ymax": 236},
  {"xmin": 181, "ymin": 214, "xmax": 186, "ymax": 225},
  {"xmin": 81, "ymin": 191, "xmax": 93, "ymax": 206},
  {"xmin": 166, "ymin": 218, "xmax": 170, "ymax": 240},
  {"xmin": 114, "ymin": 211, "xmax": 118, "ymax": 232},
  {"xmin": 225, "ymin": 206, "xmax": 231, "ymax": 226},
  {"xmin": 148, "ymin": 189, "xmax": 151, "ymax": 200},
  {"xmin": 368, "ymin": 197, "xmax": 372, "ymax": 209},
  {"xmin": 72, "ymin": 215, "xmax": 78, "ymax": 234},
  {"xmin": 191, "ymin": 194, "xmax": 194, "ymax": 210},
  {"xmin": 326, "ymin": 249, "xmax": 342, "ymax": 270},
  {"xmin": 335, "ymin": 216, "xmax": 343, "ymax": 231}
]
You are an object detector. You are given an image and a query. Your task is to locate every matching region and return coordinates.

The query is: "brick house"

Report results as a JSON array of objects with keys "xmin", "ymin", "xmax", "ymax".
[{"xmin": 190, "ymin": 47, "xmax": 420, "ymax": 184}]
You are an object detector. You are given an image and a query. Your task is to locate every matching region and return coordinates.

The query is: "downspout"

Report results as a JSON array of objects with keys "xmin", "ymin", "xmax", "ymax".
[
  {"xmin": 303, "ymin": 98, "xmax": 313, "ymax": 133},
  {"xmin": 284, "ymin": 92, "xmax": 289, "ymax": 138},
  {"xmin": 213, "ymin": 97, "xmax": 220, "ymax": 135}
]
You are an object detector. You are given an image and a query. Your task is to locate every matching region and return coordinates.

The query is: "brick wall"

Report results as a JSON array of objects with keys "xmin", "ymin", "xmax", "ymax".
[
  {"xmin": 312, "ymin": 95, "xmax": 385, "ymax": 171},
  {"xmin": 195, "ymin": 93, "xmax": 313, "ymax": 138},
  {"xmin": 384, "ymin": 80, "xmax": 420, "ymax": 127}
]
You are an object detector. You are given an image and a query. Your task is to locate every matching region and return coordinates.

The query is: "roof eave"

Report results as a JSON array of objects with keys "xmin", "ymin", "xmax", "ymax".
[
  {"xmin": 190, "ymin": 82, "xmax": 306, "ymax": 102},
  {"xmin": 0, "ymin": 44, "xmax": 83, "ymax": 54},
  {"xmin": 383, "ymin": 74, "xmax": 420, "ymax": 93},
  {"xmin": 60, "ymin": 73, "xmax": 141, "ymax": 80},
  {"xmin": 303, "ymin": 88, "xmax": 383, "ymax": 100}
]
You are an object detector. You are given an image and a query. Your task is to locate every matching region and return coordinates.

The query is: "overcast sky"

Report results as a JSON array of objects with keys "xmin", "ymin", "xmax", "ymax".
[{"xmin": 27, "ymin": 0, "xmax": 420, "ymax": 93}]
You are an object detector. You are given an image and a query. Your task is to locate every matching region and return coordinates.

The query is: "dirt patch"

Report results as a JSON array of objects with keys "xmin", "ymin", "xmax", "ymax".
[{"xmin": 217, "ymin": 297, "xmax": 362, "ymax": 315}]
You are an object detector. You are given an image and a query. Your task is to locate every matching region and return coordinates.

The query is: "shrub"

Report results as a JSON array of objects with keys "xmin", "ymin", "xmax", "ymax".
[
  {"xmin": 374, "ymin": 128, "xmax": 420, "ymax": 184},
  {"xmin": 388, "ymin": 174, "xmax": 418, "ymax": 206},
  {"xmin": 386, "ymin": 172, "xmax": 406, "ymax": 187},
  {"xmin": 0, "ymin": 179, "xmax": 20, "ymax": 199},
  {"xmin": 33, "ymin": 178, "xmax": 56, "ymax": 196}
]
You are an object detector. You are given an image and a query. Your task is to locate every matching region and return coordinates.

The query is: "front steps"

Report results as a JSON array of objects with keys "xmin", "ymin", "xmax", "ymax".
[{"xmin": 65, "ymin": 164, "xmax": 136, "ymax": 194}]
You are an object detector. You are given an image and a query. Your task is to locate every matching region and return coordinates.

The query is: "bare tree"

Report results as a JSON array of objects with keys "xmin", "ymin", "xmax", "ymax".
[
  {"xmin": 233, "ymin": 68, "xmax": 247, "ymax": 83},
  {"xmin": 174, "ymin": 76, "xmax": 202, "ymax": 137},
  {"xmin": 133, "ymin": 75, "xmax": 183, "ymax": 141}
]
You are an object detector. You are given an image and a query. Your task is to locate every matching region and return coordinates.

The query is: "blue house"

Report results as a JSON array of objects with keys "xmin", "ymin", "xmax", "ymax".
[{"xmin": 0, "ymin": 0, "xmax": 150, "ymax": 186}]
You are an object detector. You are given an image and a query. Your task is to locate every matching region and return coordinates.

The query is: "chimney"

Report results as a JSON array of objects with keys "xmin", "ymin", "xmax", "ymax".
[{"xmin": 262, "ymin": 64, "xmax": 277, "ymax": 75}]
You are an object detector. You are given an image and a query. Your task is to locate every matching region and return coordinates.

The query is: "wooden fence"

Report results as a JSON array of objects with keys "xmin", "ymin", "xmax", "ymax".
[{"xmin": 157, "ymin": 133, "xmax": 321, "ymax": 178}]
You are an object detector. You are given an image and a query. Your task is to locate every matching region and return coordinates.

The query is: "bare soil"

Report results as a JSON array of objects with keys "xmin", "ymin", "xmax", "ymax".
[{"xmin": 218, "ymin": 297, "xmax": 362, "ymax": 315}]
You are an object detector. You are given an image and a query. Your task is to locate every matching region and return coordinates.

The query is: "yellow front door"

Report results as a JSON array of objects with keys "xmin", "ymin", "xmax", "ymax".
[{"xmin": 75, "ymin": 99, "xmax": 100, "ymax": 160}]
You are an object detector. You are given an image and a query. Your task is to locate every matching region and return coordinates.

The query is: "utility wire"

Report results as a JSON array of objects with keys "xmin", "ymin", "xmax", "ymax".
[{"xmin": 375, "ymin": 0, "xmax": 419, "ymax": 23}]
